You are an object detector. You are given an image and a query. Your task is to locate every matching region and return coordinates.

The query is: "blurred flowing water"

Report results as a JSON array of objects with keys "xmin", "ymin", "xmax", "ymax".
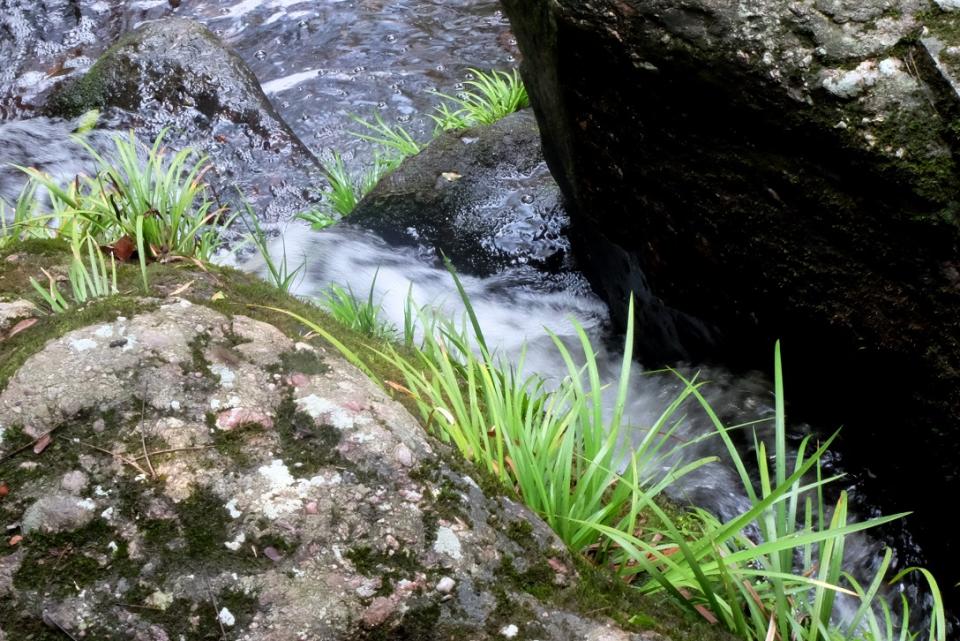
[{"xmin": 0, "ymin": 0, "xmax": 943, "ymax": 632}]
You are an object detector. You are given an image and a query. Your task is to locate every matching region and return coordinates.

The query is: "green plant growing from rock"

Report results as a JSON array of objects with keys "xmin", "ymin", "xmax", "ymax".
[
  {"xmin": 430, "ymin": 68, "xmax": 530, "ymax": 132},
  {"xmin": 240, "ymin": 203, "xmax": 305, "ymax": 293},
  {"xmin": 296, "ymin": 151, "xmax": 395, "ymax": 231},
  {"xmin": 29, "ymin": 233, "xmax": 118, "ymax": 313},
  {"xmin": 19, "ymin": 129, "xmax": 236, "ymax": 291},
  {"xmin": 295, "ymin": 68, "xmax": 529, "ymax": 225},
  {"xmin": 320, "ymin": 270, "xmax": 396, "ymax": 341},
  {"xmin": 280, "ymin": 270, "xmax": 946, "ymax": 641}
]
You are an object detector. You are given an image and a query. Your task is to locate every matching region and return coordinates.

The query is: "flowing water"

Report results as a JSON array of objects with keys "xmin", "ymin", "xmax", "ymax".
[{"xmin": 0, "ymin": 0, "xmax": 945, "ymax": 633}]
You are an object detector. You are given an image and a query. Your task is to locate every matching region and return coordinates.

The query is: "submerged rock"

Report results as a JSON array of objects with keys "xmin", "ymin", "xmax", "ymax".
[
  {"xmin": 351, "ymin": 111, "xmax": 572, "ymax": 276},
  {"xmin": 502, "ymin": 0, "xmax": 960, "ymax": 601},
  {"xmin": 42, "ymin": 17, "xmax": 324, "ymax": 221}
]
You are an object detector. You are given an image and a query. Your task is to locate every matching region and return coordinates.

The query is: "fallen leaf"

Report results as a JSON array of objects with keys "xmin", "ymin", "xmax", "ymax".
[
  {"xmin": 110, "ymin": 236, "xmax": 136, "ymax": 262},
  {"xmin": 8, "ymin": 535, "xmax": 22, "ymax": 546},
  {"xmin": 169, "ymin": 280, "xmax": 195, "ymax": 297},
  {"xmin": 441, "ymin": 171, "xmax": 462, "ymax": 182},
  {"xmin": 211, "ymin": 291, "xmax": 226, "ymax": 301},
  {"xmin": 0, "ymin": 481, "xmax": 8, "ymax": 498},
  {"xmin": 7, "ymin": 317, "xmax": 39, "ymax": 339},
  {"xmin": 33, "ymin": 433, "xmax": 52, "ymax": 454},
  {"xmin": 385, "ymin": 380, "xmax": 413, "ymax": 396}
]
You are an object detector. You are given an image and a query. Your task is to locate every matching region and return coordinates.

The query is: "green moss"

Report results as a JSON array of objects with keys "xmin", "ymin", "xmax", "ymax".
[
  {"xmin": 184, "ymin": 332, "xmax": 214, "ymax": 379},
  {"xmin": 273, "ymin": 394, "xmax": 342, "ymax": 475},
  {"xmin": 346, "ymin": 545, "xmax": 420, "ymax": 578},
  {"xmin": 43, "ymin": 34, "xmax": 140, "ymax": 118},
  {"xmin": 495, "ymin": 556, "xmax": 557, "ymax": 601},
  {"xmin": 505, "ymin": 520, "xmax": 534, "ymax": 546},
  {"xmin": 211, "ymin": 420, "xmax": 265, "ymax": 466},
  {"xmin": 129, "ymin": 589, "xmax": 258, "ymax": 640},
  {"xmin": 270, "ymin": 348, "xmax": 330, "ymax": 376},
  {"xmin": 175, "ymin": 487, "xmax": 231, "ymax": 559},
  {"xmin": 13, "ymin": 519, "xmax": 136, "ymax": 595},
  {"xmin": 0, "ymin": 423, "xmax": 31, "ymax": 453}
]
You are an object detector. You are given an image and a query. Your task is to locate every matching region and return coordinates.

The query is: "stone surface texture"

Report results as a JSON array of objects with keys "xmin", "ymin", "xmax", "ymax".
[
  {"xmin": 501, "ymin": 0, "xmax": 960, "ymax": 596},
  {"xmin": 0, "ymin": 298, "xmax": 665, "ymax": 640},
  {"xmin": 42, "ymin": 17, "xmax": 324, "ymax": 221},
  {"xmin": 351, "ymin": 110, "xmax": 572, "ymax": 277}
]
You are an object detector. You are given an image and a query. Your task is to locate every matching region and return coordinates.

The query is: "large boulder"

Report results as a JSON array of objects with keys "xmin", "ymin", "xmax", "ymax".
[
  {"xmin": 501, "ymin": 0, "xmax": 960, "ymax": 596},
  {"xmin": 42, "ymin": 17, "xmax": 325, "ymax": 221},
  {"xmin": 0, "ymin": 245, "xmax": 726, "ymax": 641},
  {"xmin": 351, "ymin": 111, "xmax": 573, "ymax": 277}
]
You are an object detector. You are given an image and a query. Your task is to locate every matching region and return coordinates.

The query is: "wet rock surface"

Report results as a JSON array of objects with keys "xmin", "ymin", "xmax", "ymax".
[
  {"xmin": 0, "ymin": 297, "xmax": 667, "ymax": 640},
  {"xmin": 351, "ymin": 111, "xmax": 572, "ymax": 276},
  {"xmin": 42, "ymin": 17, "xmax": 325, "ymax": 221},
  {"xmin": 502, "ymin": 0, "xmax": 960, "ymax": 601}
]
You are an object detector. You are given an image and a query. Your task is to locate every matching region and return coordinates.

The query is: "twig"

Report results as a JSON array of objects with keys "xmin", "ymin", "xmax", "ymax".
[
  {"xmin": 77, "ymin": 441, "xmax": 150, "ymax": 477},
  {"xmin": 42, "ymin": 612, "xmax": 80, "ymax": 640},
  {"xmin": 138, "ymin": 397, "xmax": 156, "ymax": 479},
  {"xmin": 131, "ymin": 445, "xmax": 214, "ymax": 462},
  {"xmin": 116, "ymin": 602, "xmax": 164, "ymax": 612},
  {"xmin": 204, "ymin": 576, "xmax": 229, "ymax": 641}
]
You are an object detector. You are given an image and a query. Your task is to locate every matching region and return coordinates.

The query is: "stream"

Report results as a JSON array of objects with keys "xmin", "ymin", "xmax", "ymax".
[{"xmin": 0, "ymin": 0, "xmax": 945, "ymax": 633}]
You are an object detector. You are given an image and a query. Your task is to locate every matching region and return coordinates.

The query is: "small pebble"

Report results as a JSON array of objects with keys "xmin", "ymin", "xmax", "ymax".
[
  {"xmin": 218, "ymin": 607, "xmax": 236, "ymax": 627},
  {"xmin": 435, "ymin": 577, "xmax": 455, "ymax": 593}
]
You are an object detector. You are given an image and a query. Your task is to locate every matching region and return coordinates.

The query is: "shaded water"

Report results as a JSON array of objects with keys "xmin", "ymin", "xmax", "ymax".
[{"xmin": 0, "ymin": 0, "xmax": 943, "ymax": 632}]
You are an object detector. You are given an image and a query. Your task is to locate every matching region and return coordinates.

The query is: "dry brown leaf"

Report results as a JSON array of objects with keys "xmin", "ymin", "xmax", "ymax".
[
  {"xmin": 385, "ymin": 380, "xmax": 414, "ymax": 396},
  {"xmin": 110, "ymin": 236, "xmax": 136, "ymax": 262},
  {"xmin": 764, "ymin": 614, "xmax": 778, "ymax": 641},
  {"xmin": 6, "ymin": 317, "xmax": 38, "ymax": 339},
  {"xmin": 33, "ymin": 433, "xmax": 52, "ymax": 454},
  {"xmin": 0, "ymin": 481, "xmax": 8, "ymax": 498}
]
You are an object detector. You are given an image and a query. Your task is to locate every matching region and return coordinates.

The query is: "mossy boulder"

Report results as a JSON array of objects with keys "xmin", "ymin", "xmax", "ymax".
[
  {"xmin": 501, "ymin": 0, "xmax": 960, "ymax": 596},
  {"xmin": 42, "ymin": 17, "xmax": 324, "ymax": 221},
  {"xmin": 0, "ymin": 242, "xmax": 729, "ymax": 641}
]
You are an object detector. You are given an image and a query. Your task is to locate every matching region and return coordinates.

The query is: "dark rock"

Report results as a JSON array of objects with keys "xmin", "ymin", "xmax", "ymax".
[
  {"xmin": 43, "ymin": 17, "xmax": 324, "ymax": 221},
  {"xmin": 501, "ymin": 0, "xmax": 960, "ymax": 599},
  {"xmin": 350, "ymin": 111, "xmax": 572, "ymax": 276}
]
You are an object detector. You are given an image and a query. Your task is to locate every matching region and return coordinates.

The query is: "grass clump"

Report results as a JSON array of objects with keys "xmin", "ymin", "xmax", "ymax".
[
  {"xmin": 320, "ymin": 270, "xmax": 396, "ymax": 341},
  {"xmin": 276, "ymin": 268, "xmax": 946, "ymax": 641},
  {"xmin": 430, "ymin": 68, "xmax": 530, "ymax": 132},
  {"xmin": 11, "ymin": 129, "xmax": 235, "ymax": 292},
  {"xmin": 294, "ymin": 67, "xmax": 528, "ymax": 225},
  {"xmin": 29, "ymin": 232, "xmax": 117, "ymax": 313},
  {"xmin": 296, "ymin": 151, "xmax": 395, "ymax": 231}
]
